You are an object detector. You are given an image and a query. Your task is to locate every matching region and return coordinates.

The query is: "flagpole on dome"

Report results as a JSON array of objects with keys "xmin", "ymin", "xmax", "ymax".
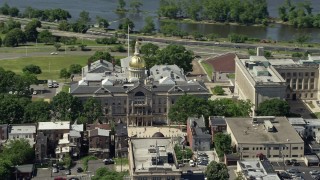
[{"xmin": 127, "ymin": 25, "xmax": 130, "ymax": 57}]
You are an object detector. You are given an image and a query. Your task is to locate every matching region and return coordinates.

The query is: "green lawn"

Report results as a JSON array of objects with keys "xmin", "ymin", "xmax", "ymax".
[
  {"xmin": 61, "ymin": 84, "xmax": 70, "ymax": 93},
  {"xmin": 200, "ymin": 61, "xmax": 213, "ymax": 80},
  {"xmin": 227, "ymin": 73, "xmax": 235, "ymax": 79},
  {"xmin": 0, "ymin": 55, "xmax": 90, "ymax": 80}
]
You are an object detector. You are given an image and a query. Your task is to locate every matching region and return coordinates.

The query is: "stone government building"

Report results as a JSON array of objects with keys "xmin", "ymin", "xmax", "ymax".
[{"xmin": 70, "ymin": 42, "xmax": 210, "ymax": 126}]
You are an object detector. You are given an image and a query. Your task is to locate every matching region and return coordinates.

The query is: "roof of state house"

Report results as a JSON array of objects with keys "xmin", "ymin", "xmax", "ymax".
[{"xmin": 70, "ymin": 59, "xmax": 209, "ymax": 95}]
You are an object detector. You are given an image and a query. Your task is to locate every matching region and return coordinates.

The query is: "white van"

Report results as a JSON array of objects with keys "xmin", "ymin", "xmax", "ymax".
[{"xmin": 47, "ymin": 80, "xmax": 53, "ymax": 88}]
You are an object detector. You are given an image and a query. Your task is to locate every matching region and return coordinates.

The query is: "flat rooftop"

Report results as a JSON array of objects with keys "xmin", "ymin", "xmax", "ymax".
[
  {"xmin": 239, "ymin": 58, "xmax": 284, "ymax": 84},
  {"xmin": 131, "ymin": 138, "xmax": 180, "ymax": 173},
  {"xmin": 10, "ymin": 125, "xmax": 36, "ymax": 134},
  {"xmin": 226, "ymin": 117, "xmax": 303, "ymax": 144},
  {"xmin": 287, "ymin": 117, "xmax": 306, "ymax": 125},
  {"xmin": 268, "ymin": 59, "xmax": 296, "ymax": 66},
  {"xmin": 38, "ymin": 121, "xmax": 70, "ymax": 130},
  {"xmin": 238, "ymin": 160, "xmax": 279, "ymax": 180}
]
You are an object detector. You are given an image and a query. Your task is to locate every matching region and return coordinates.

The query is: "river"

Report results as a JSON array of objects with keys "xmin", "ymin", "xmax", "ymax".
[{"xmin": 5, "ymin": 0, "xmax": 320, "ymax": 42}]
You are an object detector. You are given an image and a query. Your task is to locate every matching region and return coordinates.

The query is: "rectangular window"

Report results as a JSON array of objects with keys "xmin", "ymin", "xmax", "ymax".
[
  {"xmin": 273, "ymin": 147, "xmax": 279, "ymax": 150},
  {"xmin": 273, "ymin": 155, "xmax": 279, "ymax": 157},
  {"xmin": 311, "ymin": 72, "xmax": 315, "ymax": 76},
  {"xmin": 298, "ymin": 72, "xmax": 303, "ymax": 77},
  {"xmin": 292, "ymin": 155, "xmax": 298, "ymax": 157},
  {"xmin": 311, "ymin": 93, "xmax": 314, "ymax": 98},
  {"xmin": 298, "ymin": 79, "xmax": 302, "ymax": 83},
  {"xmin": 305, "ymin": 72, "xmax": 309, "ymax": 77},
  {"xmin": 311, "ymin": 78, "xmax": 314, "ymax": 83},
  {"xmin": 243, "ymin": 155, "xmax": 249, "ymax": 158},
  {"xmin": 304, "ymin": 84, "xmax": 308, "ymax": 89},
  {"xmin": 293, "ymin": 72, "xmax": 297, "ymax": 77},
  {"xmin": 242, "ymin": 147, "xmax": 249, "ymax": 150},
  {"xmin": 287, "ymin": 73, "xmax": 291, "ymax": 77},
  {"xmin": 159, "ymin": 108, "xmax": 161, "ymax": 113},
  {"xmin": 164, "ymin": 108, "xmax": 167, "ymax": 113},
  {"xmin": 311, "ymin": 85, "xmax": 314, "ymax": 89},
  {"xmin": 305, "ymin": 93, "xmax": 308, "ymax": 98},
  {"xmin": 292, "ymin": 147, "xmax": 298, "ymax": 150}
]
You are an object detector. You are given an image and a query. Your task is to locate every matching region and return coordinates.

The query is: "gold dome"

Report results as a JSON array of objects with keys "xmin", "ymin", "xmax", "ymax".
[
  {"xmin": 129, "ymin": 41, "xmax": 145, "ymax": 69},
  {"xmin": 129, "ymin": 55, "xmax": 145, "ymax": 69}
]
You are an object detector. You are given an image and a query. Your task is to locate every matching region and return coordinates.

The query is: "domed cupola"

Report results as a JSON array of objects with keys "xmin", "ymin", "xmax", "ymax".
[{"xmin": 128, "ymin": 41, "xmax": 146, "ymax": 81}]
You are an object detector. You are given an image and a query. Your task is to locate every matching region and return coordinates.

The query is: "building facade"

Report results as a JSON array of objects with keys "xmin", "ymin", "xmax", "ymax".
[
  {"xmin": 8, "ymin": 124, "xmax": 37, "ymax": 146},
  {"xmin": 209, "ymin": 116, "xmax": 227, "ymax": 142},
  {"xmin": 234, "ymin": 55, "xmax": 287, "ymax": 112},
  {"xmin": 70, "ymin": 41, "xmax": 210, "ymax": 126},
  {"xmin": 235, "ymin": 52, "xmax": 320, "ymax": 109},
  {"xmin": 186, "ymin": 116, "xmax": 211, "ymax": 151},
  {"xmin": 226, "ymin": 116, "xmax": 304, "ymax": 160}
]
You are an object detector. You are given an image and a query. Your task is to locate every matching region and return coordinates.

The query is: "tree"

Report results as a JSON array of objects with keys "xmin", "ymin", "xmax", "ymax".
[
  {"xmin": 0, "ymin": 94, "xmax": 27, "ymax": 124},
  {"xmin": 24, "ymin": 19, "xmax": 42, "ymax": 42},
  {"xmin": 38, "ymin": 30, "xmax": 54, "ymax": 44},
  {"xmin": 168, "ymin": 95, "xmax": 209, "ymax": 123},
  {"xmin": 174, "ymin": 144, "xmax": 193, "ymax": 161},
  {"xmin": 295, "ymin": 34, "xmax": 310, "ymax": 47},
  {"xmin": 83, "ymin": 97, "xmax": 103, "ymax": 124},
  {"xmin": 54, "ymin": 43, "xmax": 62, "ymax": 51},
  {"xmin": 8, "ymin": 7, "xmax": 19, "ymax": 17},
  {"xmin": 0, "ymin": 37, "xmax": 2, "ymax": 47},
  {"xmin": 60, "ymin": 68, "xmax": 71, "ymax": 81},
  {"xmin": 209, "ymin": 99, "xmax": 252, "ymax": 117},
  {"xmin": 155, "ymin": 44, "xmax": 193, "ymax": 72},
  {"xmin": 213, "ymin": 86, "xmax": 225, "ymax": 95},
  {"xmin": 58, "ymin": 20, "xmax": 70, "ymax": 31},
  {"xmin": 52, "ymin": 91, "xmax": 82, "ymax": 121},
  {"xmin": 228, "ymin": 33, "xmax": 248, "ymax": 43},
  {"xmin": 117, "ymin": 0, "xmax": 126, "ymax": 12},
  {"xmin": 118, "ymin": 18, "xmax": 135, "ymax": 32},
  {"xmin": 69, "ymin": 64, "xmax": 83, "ymax": 74},
  {"xmin": 130, "ymin": 0, "xmax": 143, "ymax": 13},
  {"xmin": 22, "ymin": 64, "xmax": 42, "ymax": 74},
  {"xmin": 23, "ymin": 101, "xmax": 50, "ymax": 123},
  {"xmin": 214, "ymin": 133, "xmax": 231, "ymax": 158},
  {"xmin": 256, "ymin": 99, "xmax": 290, "ymax": 116},
  {"xmin": 62, "ymin": 154, "xmax": 72, "ymax": 169},
  {"xmin": 88, "ymin": 51, "xmax": 112, "ymax": 62},
  {"xmin": 0, "ymin": 3, "xmax": 10, "ymax": 15},
  {"xmin": 141, "ymin": 16, "xmax": 155, "ymax": 34},
  {"xmin": 140, "ymin": 43, "xmax": 159, "ymax": 69},
  {"xmin": 1, "ymin": 139, "xmax": 34, "ymax": 165},
  {"xmin": 78, "ymin": 10, "xmax": 91, "ymax": 24},
  {"xmin": 3, "ymin": 28, "xmax": 26, "ymax": 47},
  {"xmin": 205, "ymin": 161, "xmax": 229, "ymax": 180},
  {"xmin": 96, "ymin": 16, "xmax": 109, "ymax": 29}
]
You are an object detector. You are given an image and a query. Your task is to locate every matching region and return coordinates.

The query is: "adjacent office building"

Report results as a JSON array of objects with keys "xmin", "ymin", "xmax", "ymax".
[{"xmin": 226, "ymin": 116, "xmax": 304, "ymax": 160}]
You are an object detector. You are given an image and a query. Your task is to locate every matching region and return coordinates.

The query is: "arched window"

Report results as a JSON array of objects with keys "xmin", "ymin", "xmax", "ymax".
[{"xmin": 135, "ymin": 91, "xmax": 145, "ymax": 96}]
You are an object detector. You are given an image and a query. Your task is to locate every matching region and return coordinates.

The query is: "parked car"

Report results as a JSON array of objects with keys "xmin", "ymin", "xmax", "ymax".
[
  {"xmin": 52, "ymin": 167, "xmax": 59, "ymax": 173},
  {"xmin": 285, "ymin": 160, "xmax": 292, "ymax": 166},
  {"xmin": 65, "ymin": 169, "xmax": 71, "ymax": 175},
  {"xmin": 77, "ymin": 167, "xmax": 83, "ymax": 173},
  {"xmin": 278, "ymin": 172, "xmax": 291, "ymax": 179},
  {"xmin": 292, "ymin": 162, "xmax": 300, "ymax": 166},
  {"xmin": 69, "ymin": 178, "xmax": 79, "ymax": 180},
  {"xmin": 54, "ymin": 177, "xmax": 66, "ymax": 180},
  {"xmin": 32, "ymin": 90, "xmax": 37, "ymax": 95},
  {"xmin": 58, "ymin": 166, "xmax": 65, "ymax": 170},
  {"xmin": 187, "ymin": 170, "xmax": 193, "ymax": 174},
  {"xmin": 189, "ymin": 160, "xmax": 195, "ymax": 167},
  {"xmin": 103, "ymin": 159, "xmax": 114, "ymax": 165},
  {"xmin": 50, "ymin": 52, "xmax": 58, "ymax": 55},
  {"xmin": 310, "ymin": 170, "xmax": 320, "ymax": 175}
]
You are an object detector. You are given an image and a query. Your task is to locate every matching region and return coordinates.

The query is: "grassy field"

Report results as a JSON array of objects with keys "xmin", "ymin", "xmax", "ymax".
[
  {"xmin": 0, "ymin": 55, "xmax": 90, "ymax": 80},
  {"xmin": 200, "ymin": 61, "xmax": 213, "ymax": 80}
]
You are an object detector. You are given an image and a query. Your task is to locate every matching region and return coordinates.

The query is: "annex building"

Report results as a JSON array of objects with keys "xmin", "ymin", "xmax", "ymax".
[
  {"xmin": 226, "ymin": 116, "xmax": 304, "ymax": 160},
  {"xmin": 70, "ymin": 41, "xmax": 210, "ymax": 126},
  {"xmin": 235, "ymin": 48, "xmax": 320, "ymax": 111}
]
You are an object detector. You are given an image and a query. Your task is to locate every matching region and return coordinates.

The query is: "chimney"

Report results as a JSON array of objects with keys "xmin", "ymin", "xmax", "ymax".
[
  {"xmin": 88, "ymin": 61, "xmax": 91, "ymax": 71},
  {"xmin": 257, "ymin": 47, "xmax": 264, "ymax": 56},
  {"xmin": 100, "ymin": 59, "xmax": 103, "ymax": 63}
]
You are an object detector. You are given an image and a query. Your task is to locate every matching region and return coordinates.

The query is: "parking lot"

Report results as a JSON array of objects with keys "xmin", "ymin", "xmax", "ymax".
[
  {"xmin": 33, "ymin": 160, "xmax": 112, "ymax": 180},
  {"xmin": 271, "ymin": 160, "xmax": 320, "ymax": 180}
]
